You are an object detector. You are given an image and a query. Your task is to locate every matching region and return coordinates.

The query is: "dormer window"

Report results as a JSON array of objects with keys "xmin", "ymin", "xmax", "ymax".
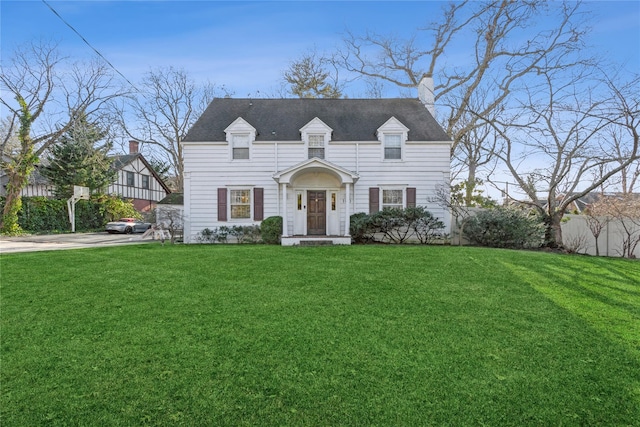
[
  {"xmin": 377, "ymin": 117, "xmax": 409, "ymax": 161},
  {"xmin": 301, "ymin": 117, "xmax": 332, "ymax": 160},
  {"xmin": 224, "ymin": 117, "xmax": 256, "ymax": 161},
  {"xmin": 384, "ymin": 134, "xmax": 402, "ymax": 160},
  {"xmin": 308, "ymin": 134, "xmax": 325, "ymax": 159},
  {"xmin": 232, "ymin": 134, "xmax": 250, "ymax": 159}
]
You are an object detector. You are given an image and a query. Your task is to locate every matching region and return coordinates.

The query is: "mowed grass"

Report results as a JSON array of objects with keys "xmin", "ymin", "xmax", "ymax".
[{"xmin": 1, "ymin": 245, "xmax": 639, "ymax": 426}]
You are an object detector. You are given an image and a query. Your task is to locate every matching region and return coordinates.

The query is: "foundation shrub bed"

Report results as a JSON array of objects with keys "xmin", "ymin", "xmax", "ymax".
[
  {"xmin": 350, "ymin": 206, "xmax": 445, "ymax": 244},
  {"xmin": 197, "ymin": 225, "xmax": 262, "ymax": 244}
]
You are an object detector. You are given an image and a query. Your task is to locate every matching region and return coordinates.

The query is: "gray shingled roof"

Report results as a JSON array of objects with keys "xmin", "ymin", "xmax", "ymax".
[
  {"xmin": 183, "ymin": 98, "xmax": 450, "ymax": 142},
  {"xmin": 110, "ymin": 154, "xmax": 138, "ymax": 170},
  {"xmin": 158, "ymin": 192, "xmax": 183, "ymax": 205}
]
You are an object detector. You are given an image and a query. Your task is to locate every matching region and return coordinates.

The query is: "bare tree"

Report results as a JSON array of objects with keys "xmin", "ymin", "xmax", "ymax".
[
  {"xmin": 450, "ymin": 88, "xmax": 502, "ymax": 204},
  {"xmin": 338, "ymin": 1, "xmax": 589, "ymax": 191},
  {"xmin": 584, "ymin": 198, "xmax": 610, "ymax": 257},
  {"xmin": 597, "ymin": 126, "xmax": 640, "ymax": 194},
  {"xmin": 606, "ymin": 194, "xmax": 640, "ymax": 258},
  {"xmin": 492, "ymin": 71, "xmax": 640, "ymax": 247},
  {"xmin": 0, "ymin": 40, "xmax": 122, "ymax": 233},
  {"xmin": 0, "ymin": 115, "xmax": 20, "ymax": 158},
  {"xmin": 157, "ymin": 206, "xmax": 183, "ymax": 244},
  {"xmin": 114, "ymin": 67, "xmax": 221, "ymax": 191},
  {"xmin": 283, "ymin": 49, "xmax": 342, "ymax": 98}
]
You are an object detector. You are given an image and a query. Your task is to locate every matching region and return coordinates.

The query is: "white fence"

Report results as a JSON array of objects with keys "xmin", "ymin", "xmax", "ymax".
[
  {"xmin": 561, "ymin": 214, "xmax": 639, "ymax": 258},
  {"xmin": 449, "ymin": 210, "xmax": 639, "ymax": 258}
]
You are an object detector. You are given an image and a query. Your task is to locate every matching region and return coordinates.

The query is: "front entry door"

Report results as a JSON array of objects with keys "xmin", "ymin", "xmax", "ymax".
[{"xmin": 307, "ymin": 191, "xmax": 326, "ymax": 235}]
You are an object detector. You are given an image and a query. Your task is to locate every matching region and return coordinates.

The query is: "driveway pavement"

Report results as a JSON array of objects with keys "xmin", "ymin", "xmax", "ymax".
[{"xmin": 0, "ymin": 232, "xmax": 156, "ymax": 254}]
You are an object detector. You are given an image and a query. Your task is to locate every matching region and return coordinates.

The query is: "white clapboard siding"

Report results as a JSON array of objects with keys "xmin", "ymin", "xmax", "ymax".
[{"xmin": 183, "ymin": 137, "xmax": 451, "ymax": 242}]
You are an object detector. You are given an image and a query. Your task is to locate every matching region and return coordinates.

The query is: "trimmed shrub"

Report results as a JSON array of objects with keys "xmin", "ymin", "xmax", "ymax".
[
  {"xmin": 198, "ymin": 225, "xmax": 262, "ymax": 244},
  {"xmin": 350, "ymin": 212, "xmax": 374, "ymax": 244},
  {"xmin": 197, "ymin": 228, "xmax": 217, "ymax": 243},
  {"xmin": 463, "ymin": 207, "xmax": 544, "ymax": 249},
  {"xmin": 230, "ymin": 225, "xmax": 261, "ymax": 243},
  {"xmin": 216, "ymin": 226, "xmax": 230, "ymax": 243},
  {"xmin": 405, "ymin": 206, "xmax": 446, "ymax": 244},
  {"xmin": 351, "ymin": 207, "xmax": 445, "ymax": 244},
  {"xmin": 261, "ymin": 216, "xmax": 283, "ymax": 244}
]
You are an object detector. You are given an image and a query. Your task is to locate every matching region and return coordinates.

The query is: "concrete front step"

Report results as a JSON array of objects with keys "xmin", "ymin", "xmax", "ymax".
[{"xmin": 281, "ymin": 236, "xmax": 352, "ymax": 246}]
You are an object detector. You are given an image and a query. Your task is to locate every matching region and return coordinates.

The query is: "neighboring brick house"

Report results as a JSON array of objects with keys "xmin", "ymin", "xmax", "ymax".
[{"xmin": 182, "ymin": 75, "xmax": 452, "ymax": 245}]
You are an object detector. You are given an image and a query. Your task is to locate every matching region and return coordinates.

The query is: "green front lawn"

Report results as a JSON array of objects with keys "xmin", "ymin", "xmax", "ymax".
[{"xmin": 1, "ymin": 245, "xmax": 639, "ymax": 426}]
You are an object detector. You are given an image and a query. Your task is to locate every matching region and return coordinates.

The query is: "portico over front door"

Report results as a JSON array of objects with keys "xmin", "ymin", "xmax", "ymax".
[{"xmin": 307, "ymin": 190, "xmax": 326, "ymax": 235}]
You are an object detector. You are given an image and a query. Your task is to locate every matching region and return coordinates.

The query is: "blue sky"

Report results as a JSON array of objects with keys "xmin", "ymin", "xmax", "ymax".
[{"xmin": 2, "ymin": 0, "xmax": 639, "ymax": 98}]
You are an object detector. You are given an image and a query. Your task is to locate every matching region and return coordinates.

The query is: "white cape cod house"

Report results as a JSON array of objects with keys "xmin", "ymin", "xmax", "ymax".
[{"xmin": 182, "ymin": 76, "xmax": 451, "ymax": 245}]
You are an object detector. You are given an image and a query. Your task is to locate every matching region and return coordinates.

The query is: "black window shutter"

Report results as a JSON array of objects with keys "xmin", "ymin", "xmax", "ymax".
[
  {"xmin": 254, "ymin": 187, "xmax": 264, "ymax": 221},
  {"xmin": 218, "ymin": 188, "xmax": 227, "ymax": 221},
  {"xmin": 369, "ymin": 187, "xmax": 380, "ymax": 214},
  {"xmin": 406, "ymin": 187, "xmax": 416, "ymax": 208}
]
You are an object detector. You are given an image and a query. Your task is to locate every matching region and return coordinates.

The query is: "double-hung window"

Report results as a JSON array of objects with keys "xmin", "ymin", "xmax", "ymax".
[
  {"xmin": 126, "ymin": 171, "xmax": 135, "ymax": 186},
  {"xmin": 308, "ymin": 134, "xmax": 325, "ymax": 159},
  {"xmin": 384, "ymin": 134, "xmax": 402, "ymax": 160},
  {"xmin": 382, "ymin": 189, "xmax": 403, "ymax": 210},
  {"xmin": 232, "ymin": 134, "xmax": 250, "ymax": 160},
  {"xmin": 230, "ymin": 189, "xmax": 251, "ymax": 219},
  {"xmin": 141, "ymin": 174, "xmax": 150, "ymax": 189}
]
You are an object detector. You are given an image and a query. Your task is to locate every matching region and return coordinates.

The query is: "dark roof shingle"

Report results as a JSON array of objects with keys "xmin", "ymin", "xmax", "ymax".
[{"xmin": 184, "ymin": 98, "xmax": 450, "ymax": 143}]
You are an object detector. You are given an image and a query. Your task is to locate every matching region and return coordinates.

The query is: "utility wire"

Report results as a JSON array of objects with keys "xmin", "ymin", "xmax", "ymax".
[{"xmin": 41, "ymin": 0, "xmax": 139, "ymax": 91}]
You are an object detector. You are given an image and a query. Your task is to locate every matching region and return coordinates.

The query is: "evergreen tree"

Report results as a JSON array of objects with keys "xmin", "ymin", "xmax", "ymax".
[
  {"xmin": 283, "ymin": 50, "xmax": 341, "ymax": 99},
  {"xmin": 42, "ymin": 111, "xmax": 115, "ymax": 199},
  {"xmin": 146, "ymin": 156, "xmax": 172, "ymax": 182}
]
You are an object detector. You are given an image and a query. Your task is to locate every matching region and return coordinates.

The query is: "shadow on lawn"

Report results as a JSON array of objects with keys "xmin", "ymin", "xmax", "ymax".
[{"xmin": 500, "ymin": 257, "xmax": 640, "ymax": 357}]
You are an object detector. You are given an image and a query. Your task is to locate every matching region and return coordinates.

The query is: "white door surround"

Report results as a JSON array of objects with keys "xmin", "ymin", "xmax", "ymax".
[{"xmin": 273, "ymin": 158, "xmax": 358, "ymax": 243}]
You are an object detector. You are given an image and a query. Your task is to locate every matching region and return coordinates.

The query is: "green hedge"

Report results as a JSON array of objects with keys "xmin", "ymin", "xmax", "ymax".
[
  {"xmin": 462, "ymin": 207, "xmax": 545, "ymax": 249},
  {"xmin": 260, "ymin": 216, "xmax": 283, "ymax": 244},
  {"xmin": 0, "ymin": 195, "xmax": 140, "ymax": 234}
]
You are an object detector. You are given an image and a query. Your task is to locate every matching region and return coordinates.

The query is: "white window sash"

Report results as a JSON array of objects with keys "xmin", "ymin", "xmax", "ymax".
[
  {"xmin": 384, "ymin": 134, "xmax": 402, "ymax": 160},
  {"xmin": 230, "ymin": 189, "xmax": 251, "ymax": 219},
  {"xmin": 232, "ymin": 134, "xmax": 250, "ymax": 160},
  {"xmin": 382, "ymin": 189, "xmax": 403, "ymax": 209}
]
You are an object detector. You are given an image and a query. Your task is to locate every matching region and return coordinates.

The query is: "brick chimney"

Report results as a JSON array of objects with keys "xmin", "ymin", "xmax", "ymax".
[
  {"xmin": 129, "ymin": 140, "xmax": 139, "ymax": 154},
  {"xmin": 418, "ymin": 73, "xmax": 435, "ymax": 116}
]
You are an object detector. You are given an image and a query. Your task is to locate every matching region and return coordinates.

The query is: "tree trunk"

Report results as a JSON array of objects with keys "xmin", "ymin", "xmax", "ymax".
[
  {"xmin": 543, "ymin": 211, "xmax": 565, "ymax": 248},
  {"xmin": 1, "ymin": 96, "xmax": 35, "ymax": 234},
  {"xmin": 1, "ymin": 171, "xmax": 26, "ymax": 233},
  {"xmin": 464, "ymin": 163, "xmax": 477, "ymax": 207}
]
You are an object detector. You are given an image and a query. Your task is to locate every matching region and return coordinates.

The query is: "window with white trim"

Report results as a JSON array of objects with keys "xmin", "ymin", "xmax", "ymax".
[
  {"xmin": 230, "ymin": 189, "xmax": 251, "ymax": 219},
  {"xmin": 382, "ymin": 189, "xmax": 403, "ymax": 209},
  {"xmin": 384, "ymin": 134, "xmax": 402, "ymax": 160},
  {"xmin": 232, "ymin": 134, "xmax": 250, "ymax": 160},
  {"xmin": 377, "ymin": 117, "xmax": 408, "ymax": 160},
  {"xmin": 308, "ymin": 134, "xmax": 325, "ymax": 159}
]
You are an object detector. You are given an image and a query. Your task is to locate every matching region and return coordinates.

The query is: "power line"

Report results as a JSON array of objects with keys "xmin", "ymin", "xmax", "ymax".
[{"xmin": 41, "ymin": 0, "xmax": 138, "ymax": 91}]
